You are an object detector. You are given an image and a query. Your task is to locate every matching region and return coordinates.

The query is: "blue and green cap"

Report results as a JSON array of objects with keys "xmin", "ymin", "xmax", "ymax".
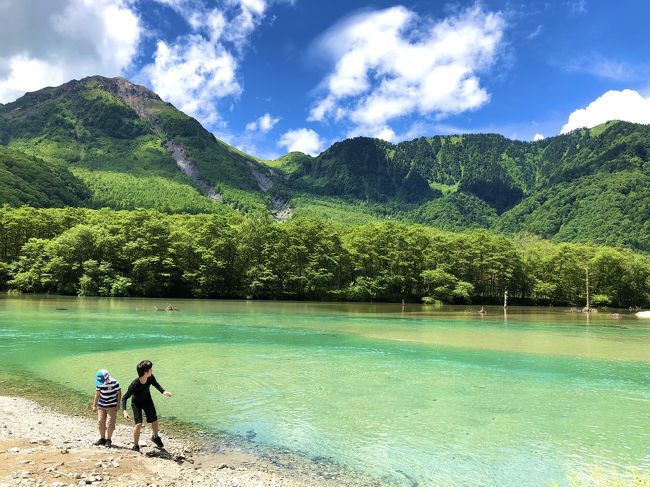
[{"xmin": 95, "ymin": 369, "xmax": 109, "ymax": 386}]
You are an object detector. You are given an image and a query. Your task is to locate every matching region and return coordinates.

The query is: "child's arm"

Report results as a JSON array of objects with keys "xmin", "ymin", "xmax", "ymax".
[
  {"xmin": 122, "ymin": 381, "xmax": 133, "ymax": 419},
  {"xmin": 151, "ymin": 375, "xmax": 173, "ymax": 397},
  {"xmin": 116, "ymin": 388, "xmax": 122, "ymax": 412},
  {"xmin": 92, "ymin": 389, "xmax": 100, "ymax": 411}
]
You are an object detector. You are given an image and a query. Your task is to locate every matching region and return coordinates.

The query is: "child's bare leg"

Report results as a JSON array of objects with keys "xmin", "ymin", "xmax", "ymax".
[
  {"xmin": 133, "ymin": 423, "xmax": 142, "ymax": 445},
  {"xmin": 151, "ymin": 420, "xmax": 159, "ymax": 437}
]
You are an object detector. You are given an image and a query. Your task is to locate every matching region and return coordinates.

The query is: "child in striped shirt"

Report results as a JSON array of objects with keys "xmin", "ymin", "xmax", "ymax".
[{"xmin": 92, "ymin": 369, "xmax": 121, "ymax": 447}]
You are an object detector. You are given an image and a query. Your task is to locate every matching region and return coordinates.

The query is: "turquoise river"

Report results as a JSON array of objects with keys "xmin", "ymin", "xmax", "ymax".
[{"xmin": 0, "ymin": 295, "xmax": 649, "ymax": 486}]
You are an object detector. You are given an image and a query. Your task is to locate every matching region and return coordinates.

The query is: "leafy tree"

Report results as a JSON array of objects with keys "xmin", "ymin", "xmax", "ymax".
[{"xmin": 421, "ymin": 268, "xmax": 474, "ymax": 303}]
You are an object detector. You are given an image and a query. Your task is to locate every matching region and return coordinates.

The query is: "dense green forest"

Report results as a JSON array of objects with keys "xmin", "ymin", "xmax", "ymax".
[
  {"xmin": 1, "ymin": 206, "xmax": 648, "ymax": 307},
  {"xmin": 0, "ymin": 145, "xmax": 90, "ymax": 207}
]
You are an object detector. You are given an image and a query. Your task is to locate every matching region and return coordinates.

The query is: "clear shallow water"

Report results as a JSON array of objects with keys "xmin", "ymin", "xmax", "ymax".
[{"xmin": 1, "ymin": 295, "xmax": 649, "ymax": 486}]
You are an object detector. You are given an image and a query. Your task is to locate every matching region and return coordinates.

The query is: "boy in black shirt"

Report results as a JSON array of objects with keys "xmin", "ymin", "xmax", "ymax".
[{"xmin": 122, "ymin": 360, "xmax": 173, "ymax": 452}]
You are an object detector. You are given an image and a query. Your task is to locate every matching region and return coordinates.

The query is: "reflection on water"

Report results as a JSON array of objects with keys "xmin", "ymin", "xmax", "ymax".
[{"xmin": 1, "ymin": 295, "xmax": 649, "ymax": 486}]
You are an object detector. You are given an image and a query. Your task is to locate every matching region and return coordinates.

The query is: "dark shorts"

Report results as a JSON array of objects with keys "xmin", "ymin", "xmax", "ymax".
[{"xmin": 132, "ymin": 400, "xmax": 157, "ymax": 424}]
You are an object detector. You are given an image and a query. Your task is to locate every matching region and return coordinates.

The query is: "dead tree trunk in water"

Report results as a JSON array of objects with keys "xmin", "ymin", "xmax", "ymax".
[{"xmin": 583, "ymin": 266, "xmax": 591, "ymax": 313}]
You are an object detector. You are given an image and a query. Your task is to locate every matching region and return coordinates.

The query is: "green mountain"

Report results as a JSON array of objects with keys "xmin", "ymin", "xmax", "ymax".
[
  {"xmin": 1, "ymin": 76, "xmax": 649, "ymax": 252},
  {"xmin": 0, "ymin": 75, "xmax": 273, "ymax": 213},
  {"xmin": 279, "ymin": 121, "xmax": 650, "ymax": 250}
]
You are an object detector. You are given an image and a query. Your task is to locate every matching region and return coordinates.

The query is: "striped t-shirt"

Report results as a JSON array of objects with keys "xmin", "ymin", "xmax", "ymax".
[{"xmin": 96, "ymin": 379, "xmax": 121, "ymax": 407}]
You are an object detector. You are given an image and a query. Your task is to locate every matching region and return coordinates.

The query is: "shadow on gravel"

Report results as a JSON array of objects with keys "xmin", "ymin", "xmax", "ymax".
[{"xmin": 145, "ymin": 447, "xmax": 193, "ymax": 464}]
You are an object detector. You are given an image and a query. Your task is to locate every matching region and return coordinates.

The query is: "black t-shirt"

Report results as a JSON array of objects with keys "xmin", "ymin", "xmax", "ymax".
[{"xmin": 121, "ymin": 375, "xmax": 165, "ymax": 409}]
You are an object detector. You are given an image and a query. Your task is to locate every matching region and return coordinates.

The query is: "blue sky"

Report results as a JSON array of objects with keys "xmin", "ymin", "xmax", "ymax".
[{"xmin": 1, "ymin": 1, "xmax": 650, "ymax": 159}]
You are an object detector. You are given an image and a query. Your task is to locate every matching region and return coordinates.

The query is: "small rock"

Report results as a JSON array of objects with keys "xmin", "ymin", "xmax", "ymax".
[
  {"xmin": 29, "ymin": 438, "xmax": 50, "ymax": 445},
  {"xmin": 7, "ymin": 447, "xmax": 20, "ymax": 453},
  {"xmin": 217, "ymin": 463, "xmax": 228, "ymax": 470}
]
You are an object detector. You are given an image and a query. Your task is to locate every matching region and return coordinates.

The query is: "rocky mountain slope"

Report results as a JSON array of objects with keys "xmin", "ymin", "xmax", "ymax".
[{"xmin": 0, "ymin": 76, "xmax": 274, "ymax": 212}]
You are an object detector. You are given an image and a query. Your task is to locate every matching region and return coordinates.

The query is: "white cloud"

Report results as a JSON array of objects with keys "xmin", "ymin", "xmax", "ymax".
[
  {"xmin": 154, "ymin": 0, "xmax": 267, "ymax": 49},
  {"xmin": 0, "ymin": 0, "xmax": 141, "ymax": 103},
  {"xmin": 527, "ymin": 24, "xmax": 543, "ymax": 40},
  {"xmin": 278, "ymin": 128, "xmax": 324, "ymax": 156},
  {"xmin": 566, "ymin": 54, "xmax": 636, "ymax": 82},
  {"xmin": 142, "ymin": 37, "xmax": 241, "ymax": 126},
  {"xmin": 141, "ymin": 0, "xmax": 272, "ymax": 127},
  {"xmin": 568, "ymin": 0, "xmax": 587, "ymax": 14},
  {"xmin": 308, "ymin": 5, "xmax": 505, "ymax": 138},
  {"xmin": 561, "ymin": 89, "xmax": 650, "ymax": 134},
  {"xmin": 347, "ymin": 124, "xmax": 396, "ymax": 142},
  {"xmin": 246, "ymin": 113, "xmax": 280, "ymax": 132},
  {"xmin": 533, "ymin": 133, "xmax": 545, "ymax": 141}
]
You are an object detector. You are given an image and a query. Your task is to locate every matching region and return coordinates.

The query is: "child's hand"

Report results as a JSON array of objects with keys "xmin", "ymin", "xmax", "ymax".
[
  {"xmin": 123, "ymin": 410, "xmax": 130, "ymax": 420},
  {"xmin": 92, "ymin": 405, "xmax": 97, "ymax": 412},
  {"xmin": 163, "ymin": 391, "xmax": 172, "ymax": 397}
]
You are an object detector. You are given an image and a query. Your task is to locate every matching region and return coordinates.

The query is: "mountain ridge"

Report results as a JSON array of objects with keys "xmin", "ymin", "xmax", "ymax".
[{"xmin": 1, "ymin": 76, "xmax": 649, "ymax": 251}]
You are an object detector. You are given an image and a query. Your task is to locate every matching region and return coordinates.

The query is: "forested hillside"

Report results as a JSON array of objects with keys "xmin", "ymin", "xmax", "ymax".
[
  {"xmin": 278, "ymin": 120, "xmax": 650, "ymax": 250},
  {"xmin": 1, "ymin": 76, "xmax": 649, "ymax": 252},
  {"xmin": 0, "ymin": 146, "xmax": 90, "ymax": 207},
  {"xmin": 290, "ymin": 137, "xmax": 433, "ymax": 203}
]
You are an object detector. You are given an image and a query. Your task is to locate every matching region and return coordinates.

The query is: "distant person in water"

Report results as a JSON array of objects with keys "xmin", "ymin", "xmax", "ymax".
[
  {"xmin": 92, "ymin": 369, "xmax": 121, "ymax": 448},
  {"xmin": 122, "ymin": 360, "xmax": 172, "ymax": 452},
  {"xmin": 479, "ymin": 307, "xmax": 486, "ymax": 314}
]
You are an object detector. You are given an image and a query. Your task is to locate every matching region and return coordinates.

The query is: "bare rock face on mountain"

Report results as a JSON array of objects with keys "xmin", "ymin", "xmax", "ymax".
[
  {"xmin": 109, "ymin": 77, "xmax": 163, "ymax": 120},
  {"xmin": 166, "ymin": 140, "xmax": 222, "ymax": 201}
]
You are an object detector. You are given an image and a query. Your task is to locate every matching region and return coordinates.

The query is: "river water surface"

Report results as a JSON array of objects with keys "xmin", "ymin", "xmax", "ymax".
[{"xmin": 0, "ymin": 296, "xmax": 648, "ymax": 486}]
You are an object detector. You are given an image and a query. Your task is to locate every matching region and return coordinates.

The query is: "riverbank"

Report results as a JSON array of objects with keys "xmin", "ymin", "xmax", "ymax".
[{"xmin": 0, "ymin": 395, "xmax": 366, "ymax": 487}]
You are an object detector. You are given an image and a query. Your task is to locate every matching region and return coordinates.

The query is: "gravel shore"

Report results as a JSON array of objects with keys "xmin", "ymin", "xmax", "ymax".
[{"xmin": 0, "ymin": 396, "xmax": 362, "ymax": 487}]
